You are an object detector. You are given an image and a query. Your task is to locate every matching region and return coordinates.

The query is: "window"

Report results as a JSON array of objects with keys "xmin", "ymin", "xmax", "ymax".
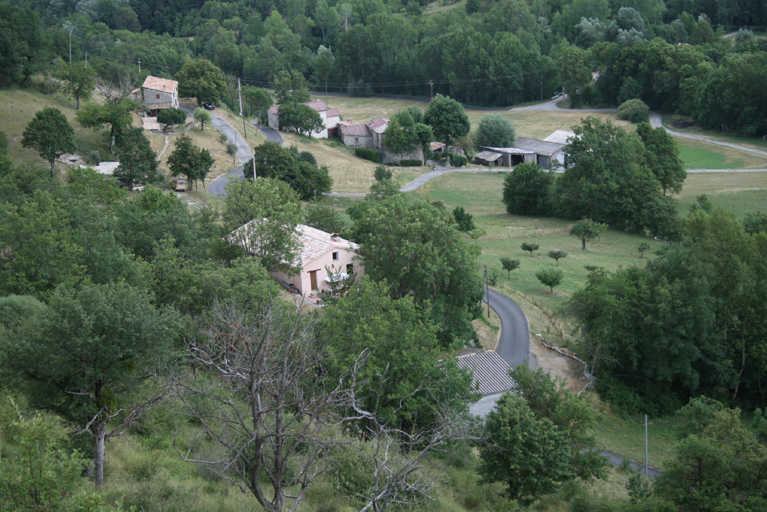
[
  {"xmin": 354, "ymin": 138, "xmax": 359, "ymax": 143},
  {"xmin": 332, "ymin": 252, "xmax": 339, "ymax": 261},
  {"xmin": 156, "ymin": 94, "xmax": 160, "ymax": 99},
  {"xmin": 346, "ymin": 264, "xmax": 354, "ymax": 274}
]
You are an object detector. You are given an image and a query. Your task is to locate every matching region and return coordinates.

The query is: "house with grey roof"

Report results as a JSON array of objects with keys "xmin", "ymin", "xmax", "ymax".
[{"xmin": 455, "ymin": 349, "xmax": 517, "ymax": 417}]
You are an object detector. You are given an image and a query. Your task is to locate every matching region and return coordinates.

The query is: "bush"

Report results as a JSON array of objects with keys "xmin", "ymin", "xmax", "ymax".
[
  {"xmin": 218, "ymin": 133, "xmax": 228, "ymax": 144},
  {"xmin": 373, "ymin": 165, "xmax": 392, "ymax": 181},
  {"xmin": 225, "ymin": 142, "xmax": 236, "ymax": 156},
  {"xmin": 399, "ymin": 159, "xmax": 421, "ymax": 166},
  {"xmin": 298, "ymin": 150, "xmax": 317, "ymax": 166},
  {"xmin": 597, "ymin": 377, "xmax": 646, "ymax": 416},
  {"xmin": 617, "ymin": 99, "xmax": 650, "ymax": 123},
  {"xmin": 355, "ymin": 147, "xmax": 381, "ymax": 163},
  {"xmin": 449, "ymin": 154, "xmax": 467, "ymax": 167}
]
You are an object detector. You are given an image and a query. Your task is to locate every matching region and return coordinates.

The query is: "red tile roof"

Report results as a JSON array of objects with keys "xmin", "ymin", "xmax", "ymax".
[
  {"xmin": 141, "ymin": 76, "xmax": 178, "ymax": 93},
  {"xmin": 326, "ymin": 108, "xmax": 341, "ymax": 117}
]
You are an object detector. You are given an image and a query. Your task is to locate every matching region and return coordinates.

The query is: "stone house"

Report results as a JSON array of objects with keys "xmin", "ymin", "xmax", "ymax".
[
  {"xmin": 340, "ymin": 117, "xmax": 424, "ymax": 164},
  {"xmin": 267, "ymin": 99, "xmax": 341, "ymax": 139},
  {"xmin": 140, "ymin": 76, "xmax": 179, "ymax": 116}
]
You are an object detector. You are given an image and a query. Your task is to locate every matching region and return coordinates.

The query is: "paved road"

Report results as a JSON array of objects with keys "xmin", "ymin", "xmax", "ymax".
[
  {"xmin": 179, "ymin": 106, "xmax": 254, "ymax": 199},
  {"xmin": 484, "ymin": 288, "xmax": 530, "ymax": 369}
]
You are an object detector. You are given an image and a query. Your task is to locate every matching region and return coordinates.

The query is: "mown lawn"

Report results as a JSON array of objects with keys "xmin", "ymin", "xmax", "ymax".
[
  {"xmin": 416, "ymin": 172, "xmax": 655, "ymax": 313},
  {"xmin": 678, "ymin": 172, "xmax": 767, "ymax": 218}
]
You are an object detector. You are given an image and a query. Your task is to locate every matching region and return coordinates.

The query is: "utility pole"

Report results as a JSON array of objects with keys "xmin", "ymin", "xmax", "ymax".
[
  {"xmin": 84, "ymin": 51, "xmax": 87, "ymax": 68},
  {"xmin": 252, "ymin": 153, "xmax": 257, "ymax": 179},
  {"xmin": 484, "ymin": 265, "xmax": 490, "ymax": 317},
  {"xmin": 429, "ymin": 80, "xmax": 434, "ymax": 99},
  {"xmin": 137, "ymin": 58, "xmax": 141, "ymax": 72},
  {"xmin": 233, "ymin": 131, "xmax": 237, "ymax": 165},
  {"xmin": 645, "ymin": 415, "xmax": 649, "ymax": 478},
  {"xmin": 325, "ymin": 81, "xmax": 328, "ymax": 97},
  {"xmin": 238, "ymin": 77, "xmax": 247, "ymax": 139},
  {"xmin": 66, "ymin": 25, "xmax": 77, "ymax": 66}
]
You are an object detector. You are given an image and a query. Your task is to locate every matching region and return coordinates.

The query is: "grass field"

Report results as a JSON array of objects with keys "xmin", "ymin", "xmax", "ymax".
[
  {"xmin": 661, "ymin": 113, "xmax": 767, "ymax": 151},
  {"xmin": 416, "ymin": 172, "xmax": 655, "ymax": 315},
  {"xmin": 678, "ymin": 172, "xmax": 767, "ymax": 217},
  {"xmin": 676, "ymin": 137, "xmax": 767, "ymax": 169},
  {"xmin": 280, "ymin": 131, "xmax": 432, "ymax": 193},
  {"xmin": 0, "ymin": 86, "xmax": 112, "ymax": 168}
]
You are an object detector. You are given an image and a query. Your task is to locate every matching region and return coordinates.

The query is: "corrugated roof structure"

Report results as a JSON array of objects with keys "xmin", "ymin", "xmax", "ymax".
[
  {"xmin": 456, "ymin": 350, "xmax": 516, "ymax": 395},
  {"xmin": 228, "ymin": 221, "xmax": 359, "ymax": 269},
  {"xmin": 514, "ymin": 137, "xmax": 565, "ymax": 157},
  {"xmin": 474, "ymin": 150, "xmax": 503, "ymax": 162},
  {"xmin": 482, "ymin": 146, "xmax": 535, "ymax": 155},
  {"xmin": 141, "ymin": 76, "xmax": 178, "ymax": 93},
  {"xmin": 543, "ymin": 129, "xmax": 575, "ymax": 145}
]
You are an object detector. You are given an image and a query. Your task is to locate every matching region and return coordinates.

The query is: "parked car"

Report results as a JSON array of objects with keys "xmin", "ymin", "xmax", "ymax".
[
  {"xmin": 203, "ymin": 102, "xmax": 216, "ymax": 110},
  {"xmin": 171, "ymin": 177, "xmax": 187, "ymax": 191},
  {"xmin": 117, "ymin": 180, "xmax": 144, "ymax": 192}
]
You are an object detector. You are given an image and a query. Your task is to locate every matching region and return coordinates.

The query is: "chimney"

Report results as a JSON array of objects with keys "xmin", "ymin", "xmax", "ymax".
[{"xmin": 330, "ymin": 233, "xmax": 339, "ymax": 241}]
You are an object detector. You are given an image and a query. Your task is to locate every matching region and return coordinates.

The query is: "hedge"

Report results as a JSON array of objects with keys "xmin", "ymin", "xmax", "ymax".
[
  {"xmin": 355, "ymin": 147, "xmax": 381, "ymax": 163},
  {"xmin": 449, "ymin": 154, "xmax": 468, "ymax": 167},
  {"xmin": 399, "ymin": 159, "xmax": 422, "ymax": 167}
]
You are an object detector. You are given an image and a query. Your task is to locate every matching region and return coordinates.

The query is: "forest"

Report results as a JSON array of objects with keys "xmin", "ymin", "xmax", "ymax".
[{"xmin": 4, "ymin": 0, "xmax": 767, "ymax": 511}]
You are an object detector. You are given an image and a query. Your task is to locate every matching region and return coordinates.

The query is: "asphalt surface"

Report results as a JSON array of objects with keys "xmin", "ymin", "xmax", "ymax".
[{"xmin": 484, "ymin": 288, "xmax": 531, "ymax": 369}]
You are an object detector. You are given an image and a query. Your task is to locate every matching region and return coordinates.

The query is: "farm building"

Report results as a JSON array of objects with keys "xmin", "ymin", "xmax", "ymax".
[
  {"xmin": 477, "ymin": 133, "xmax": 567, "ymax": 169},
  {"xmin": 340, "ymin": 117, "xmax": 423, "ymax": 164},
  {"xmin": 139, "ymin": 76, "xmax": 179, "ymax": 116},
  {"xmin": 267, "ymin": 99, "xmax": 341, "ymax": 139},
  {"xmin": 455, "ymin": 349, "xmax": 517, "ymax": 417}
]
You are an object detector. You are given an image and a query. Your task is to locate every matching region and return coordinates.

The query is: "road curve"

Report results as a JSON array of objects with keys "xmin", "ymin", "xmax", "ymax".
[{"xmin": 484, "ymin": 288, "xmax": 531, "ymax": 369}]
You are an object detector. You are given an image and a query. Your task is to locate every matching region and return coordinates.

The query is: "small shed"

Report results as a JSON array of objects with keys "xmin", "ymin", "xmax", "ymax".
[
  {"xmin": 473, "ymin": 150, "xmax": 503, "ymax": 166},
  {"xmin": 481, "ymin": 146, "xmax": 536, "ymax": 167},
  {"xmin": 455, "ymin": 349, "xmax": 517, "ymax": 417}
]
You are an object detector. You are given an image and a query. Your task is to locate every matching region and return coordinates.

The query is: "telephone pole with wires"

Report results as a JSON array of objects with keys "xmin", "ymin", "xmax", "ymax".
[
  {"xmin": 137, "ymin": 58, "xmax": 141, "ymax": 72},
  {"xmin": 429, "ymin": 79, "xmax": 434, "ymax": 99},
  {"xmin": 238, "ymin": 77, "xmax": 247, "ymax": 138}
]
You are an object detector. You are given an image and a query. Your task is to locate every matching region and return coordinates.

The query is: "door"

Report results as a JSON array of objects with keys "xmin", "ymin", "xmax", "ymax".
[{"xmin": 309, "ymin": 270, "xmax": 318, "ymax": 291}]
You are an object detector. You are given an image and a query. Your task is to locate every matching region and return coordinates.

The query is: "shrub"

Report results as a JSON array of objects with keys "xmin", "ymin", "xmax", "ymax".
[
  {"xmin": 617, "ymin": 99, "xmax": 650, "ymax": 123},
  {"xmin": 218, "ymin": 133, "xmax": 228, "ymax": 144},
  {"xmin": 225, "ymin": 142, "xmax": 236, "ymax": 156},
  {"xmin": 373, "ymin": 165, "xmax": 392, "ymax": 181},
  {"xmin": 298, "ymin": 150, "xmax": 317, "ymax": 166},
  {"xmin": 449, "ymin": 154, "xmax": 467, "ymax": 167},
  {"xmin": 399, "ymin": 159, "xmax": 422, "ymax": 166},
  {"xmin": 355, "ymin": 147, "xmax": 381, "ymax": 163}
]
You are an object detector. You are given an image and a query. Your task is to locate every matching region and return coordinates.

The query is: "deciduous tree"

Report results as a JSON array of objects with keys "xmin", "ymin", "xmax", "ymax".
[
  {"xmin": 521, "ymin": 242, "xmax": 539, "ymax": 256},
  {"xmin": 536, "ymin": 266, "xmax": 563, "ymax": 293},
  {"xmin": 21, "ymin": 107, "xmax": 75, "ymax": 177},
  {"xmin": 0, "ymin": 281, "xmax": 179, "ymax": 488},
  {"xmin": 348, "ymin": 194, "xmax": 483, "ymax": 345},
  {"xmin": 502, "ymin": 163, "xmax": 553, "ymax": 216},
  {"xmin": 500, "ymin": 257, "xmax": 520, "ymax": 277},
  {"xmin": 424, "ymin": 94, "xmax": 470, "ymax": 151},
  {"xmin": 113, "ymin": 126, "xmax": 159, "ymax": 189},
  {"xmin": 57, "ymin": 61, "xmax": 96, "ymax": 110},
  {"xmin": 569, "ymin": 219, "xmax": 601, "ymax": 250},
  {"xmin": 637, "ymin": 122, "xmax": 686, "ymax": 196},
  {"xmin": 223, "ymin": 178, "xmax": 303, "ymax": 272},
  {"xmin": 548, "ymin": 250, "xmax": 568, "ymax": 265},
  {"xmin": 478, "ymin": 393, "xmax": 574, "ymax": 505},
  {"xmin": 475, "ymin": 114, "xmax": 516, "ymax": 148},
  {"xmin": 167, "ymin": 135, "xmax": 213, "ymax": 190},
  {"xmin": 193, "ymin": 107, "xmax": 211, "ymax": 131},
  {"xmin": 176, "ymin": 59, "xmax": 226, "ymax": 106},
  {"xmin": 156, "ymin": 108, "xmax": 187, "ymax": 132},
  {"xmin": 76, "ymin": 78, "xmax": 137, "ymax": 152}
]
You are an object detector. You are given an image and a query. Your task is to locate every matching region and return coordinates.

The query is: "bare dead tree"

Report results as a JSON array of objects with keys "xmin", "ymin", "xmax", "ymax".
[
  {"xmin": 175, "ymin": 297, "xmax": 357, "ymax": 512},
  {"xmin": 345, "ymin": 360, "xmax": 483, "ymax": 512}
]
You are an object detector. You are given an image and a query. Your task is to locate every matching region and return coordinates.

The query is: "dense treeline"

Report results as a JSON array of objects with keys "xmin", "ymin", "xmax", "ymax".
[
  {"xmin": 571, "ymin": 202, "xmax": 767, "ymax": 414},
  {"xmin": 3, "ymin": 0, "xmax": 767, "ymax": 134}
]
